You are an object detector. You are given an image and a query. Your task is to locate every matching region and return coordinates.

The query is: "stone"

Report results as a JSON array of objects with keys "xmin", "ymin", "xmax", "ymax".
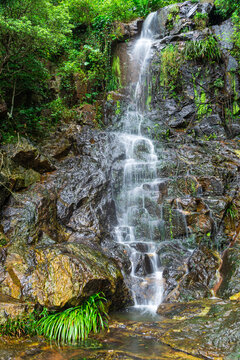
[
  {"xmin": 12, "ymin": 167, "xmax": 41, "ymax": 190},
  {"xmin": 0, "ymin": 300, "xmax": 239, "ymax": 359},
  {"xmin": 212, "ymin": 19, "xmax": 234, "ymax": 51},
  {"xmin": 217, "ymin": 244, "xmax": 240, "ymax": 299},
  {"xmin": 159, "ymin": 300, "xmax": 240, "ymax": 358},
  {"xmin": 41, "ymin": 132, "xmax": 72, "ymax": 161},
  {"xmin": 171, "ymin": 197, "xmax": 214, "ymax": 239},
  {"xmin": 114, "ymin": 18, "xmax": 143, "ymax": 40},
  {"xmin": 156, "ymin": 1, "xmax": 213, "ymax": 39},
  {"xmin": 79, "ymin": 103, "xmax": 96, "ymax": 125},
  {"xmin": 227, "ymin": 55, "xmax": 239, "ymax": 72},
  {"xmin": 8, "ymin": 138, "xmax": 55, "ymax": 174},
  {"xmin": 165, "ymin": 247, "xmax": 221, "ymax": 302},
  {"xmin": 231, "ymin": 123, "xmax": 240, "ymax": 138},
  {"xmin": 193, "ymin": 114, "xmax": 225, "ymax": 138},
  {"xmin": 163, "ymin": 202, "xmax": 189, "ymax": 239},
  {"xmin": 0, "ymin": 294, "xmax": 34, "ymax": 325},
  {"xmin": 0, "ymin": 173, "xmax": 11, "ymax": 209},
  {"xmin": 0, "ymin": 242, "xmax": 129, "ymax": 309},
  {"xmin": 1, "ymin": 184, "xmax": 68, "ymax": 247}
]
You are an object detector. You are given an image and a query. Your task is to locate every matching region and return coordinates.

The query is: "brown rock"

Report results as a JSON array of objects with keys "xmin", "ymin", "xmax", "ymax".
[
  {"xmin": 0, "ymin": 294, "xmax": 34, "ymax": 325},
  {"xmin": 165, "ymin": 247, "xmax": 221, "ymax": 303},
  {"xmin": 9, "ymin": 138, "xmax": 55, "ymax": 174},
  {"xmin": 0, "ymin": 243, "xmax": 129, "ymax": 309}
]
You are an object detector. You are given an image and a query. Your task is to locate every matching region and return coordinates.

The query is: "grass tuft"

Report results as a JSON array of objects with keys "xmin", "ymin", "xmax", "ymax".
[
  {"xmin": 184, "ymin": 36, "xmax": 221, "ymax": 63},
  {"xmin": 37, "ymin": 293, "xmax": 109, "ymax": 345}
]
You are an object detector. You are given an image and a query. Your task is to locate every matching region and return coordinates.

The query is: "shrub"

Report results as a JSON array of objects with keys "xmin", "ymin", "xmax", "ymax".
[{"xmin": 37, "ymin": 293, "xmax": 109, "ymax": 345}]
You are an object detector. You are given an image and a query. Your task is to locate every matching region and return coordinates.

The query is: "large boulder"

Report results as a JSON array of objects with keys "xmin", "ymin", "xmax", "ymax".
[
  {"xmin": 0, "ymin": 242, "xmax": 129, "ymax": 309},
  {"xmin": 156, "ymin": 1, "xmax": 213, "ymax": 38}
]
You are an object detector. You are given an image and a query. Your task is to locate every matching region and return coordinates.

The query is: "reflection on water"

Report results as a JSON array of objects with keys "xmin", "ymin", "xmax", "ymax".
[{"xmin": 111, "ymin": 306, "xmax": 162, "ymax": 322}]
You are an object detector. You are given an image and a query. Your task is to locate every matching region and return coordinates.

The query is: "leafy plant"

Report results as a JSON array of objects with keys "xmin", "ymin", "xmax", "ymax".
[
  {"xmin": 184, "ymin": 36, "xmax": 221, "ymax": 63},
  {"xmin": 160, "ymin": 44, "xmax": 183, "ymax": 97},
  {"xmin": 214, "ymin": 0, "xmax": 240, "ymax": 19},
  {"xmin": 37, "ymin": 293, "xmax": 109, "ymax": 344}
]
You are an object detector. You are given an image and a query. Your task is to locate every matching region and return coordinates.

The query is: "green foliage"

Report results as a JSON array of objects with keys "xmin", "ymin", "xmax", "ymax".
[
  {"xmin": 0, "ymin": 0, "xmax": 71, "ymax": 85},
  {"xmin": 160, "ymin": 44, "xmax": 183, "ymax": 97},
  {"xmin": 133, "ymin": 0, "xmax": 179, "ymax": 17},
  {"xmin": 214, "ymin": 78, "xmax": 224, "ymax": 89},
  {"xmin": 37, "ymin": 293, "xmax": 109, "ymax": 344},
  {"xmin": 0, "ymin": 98, "xmax": 74, "ymax": 141},
  {"xmin": 0, "ymin": 0, "xmax": 183, "ymax": 142},
  {"xmin": 48, "ymin": 98, "xmax": 76, "ymax": 123},
  {"xmin": 0, "ymin": 0, "xmax": 72, "ymax": 140},
  {"xmin": 166, "ymin": 4, "xmax": 180, "ymax": 30},
  {"xmin": 111, "ymin": 56, "xmax": 122, "ymax": 90},
  {"xmin": 214, "ymin": 0, "xmax": 240, "ymax": 19},
  {"xmin": 227, "ymin": 204, "xmax": 237, "ymax": 220},
  {"xmin": 214, "ymin": 0, "xmax": 240, "ymax": 67},
  {"xmin": 67, "ymin": 0, "xmax": 136, "ymax": 25},
  {"xmin": 192, "ymin": 76, "xmax": 212, "ymax": 120},
  {"xmin": 184, "ymin": 36, "xmax": 221, "ymax": 63},
  {"xmin": 194, "ymin": 12, "xmax": 208, "ymax": 30},
  {"xmin": 0, "ymin": 308, "xmax": 48, "ymax": 337},
  {"xmin": 0, "ymin": 234, "xmax": 7, "ymax": 247}
]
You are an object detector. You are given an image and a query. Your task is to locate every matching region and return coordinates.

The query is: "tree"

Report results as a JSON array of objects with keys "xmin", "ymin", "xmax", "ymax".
[{"xmin": 0, "ymin": 0, "xmax": 71, "ymax": 117}]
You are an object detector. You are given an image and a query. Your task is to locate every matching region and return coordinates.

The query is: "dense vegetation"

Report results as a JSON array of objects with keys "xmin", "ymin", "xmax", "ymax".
[
  {"xmin": 0, "ymin": 0, "xmax": 239, "ymax": 142},
  {"xmin": 0, "ymin": 0, "xmax": 177, "ymax": 141}
]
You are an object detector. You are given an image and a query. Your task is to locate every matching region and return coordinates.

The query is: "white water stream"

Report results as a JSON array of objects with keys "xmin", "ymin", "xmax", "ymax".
[{"xmin": 114, "ymin": 12, "xmax": 164, "ymax": 312}]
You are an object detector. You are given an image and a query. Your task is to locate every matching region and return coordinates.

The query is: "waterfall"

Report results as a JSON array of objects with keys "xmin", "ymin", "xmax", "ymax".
[{"xmin": 113, "ymin": 12, "xmax": 164, "ymax": 312}]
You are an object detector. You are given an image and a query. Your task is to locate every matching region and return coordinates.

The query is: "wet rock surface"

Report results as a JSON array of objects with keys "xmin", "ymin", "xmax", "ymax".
[
  {"xmin": 218, "ymin": 243, "xmax": 240, "ymax": 300},
  {"xmin": 0, "ymin": 127, "xmax": 130, "ymax": 310},
  {"xmin": 0, "ymin": 242, "xmax": 129, "ymax": 309},
  {"xmin": 108, "ymin": 0, "xmax": 240, "ymax": 305}
]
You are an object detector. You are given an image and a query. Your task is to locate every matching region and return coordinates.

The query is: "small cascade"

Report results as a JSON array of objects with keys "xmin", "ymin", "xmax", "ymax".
[{"xmin": 113, "ymin": 12, "xmax": 165, "ymax": 312}]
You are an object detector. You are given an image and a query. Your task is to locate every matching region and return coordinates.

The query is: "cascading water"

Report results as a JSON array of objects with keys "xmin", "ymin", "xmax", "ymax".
[{"xmin": 113, "ymin": 12, "xmax": 165, "ymax": 312}]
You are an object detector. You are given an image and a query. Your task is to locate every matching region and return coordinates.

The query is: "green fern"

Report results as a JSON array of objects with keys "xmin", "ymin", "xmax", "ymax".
[
  {"xmin": 37, "ymin": 293, "xmax": 109, "ymax": 345},
  {"xmin": 184, "ymin": 36, "xmax": 221, "ymax": 62}
]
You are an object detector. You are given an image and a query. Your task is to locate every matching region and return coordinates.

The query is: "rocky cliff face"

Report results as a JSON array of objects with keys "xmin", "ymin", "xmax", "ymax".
[
  {"xmin": 0, "ymin": 0, "xmax": 239, "ymax": 320},
  {"xmin": 106, "ymin": 0, "xmax": 240, "ymax": 304},
  {"xmin": 0, "ymin": 126, "xmax": 130, "ymax": 315}
]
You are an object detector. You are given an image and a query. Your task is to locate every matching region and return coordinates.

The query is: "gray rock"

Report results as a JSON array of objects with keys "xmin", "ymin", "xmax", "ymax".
[
  {"xmin": 227, "ymin": 55, "xmax": 239, "ymax": 72},
  {"xmin": 231, "ymin": 123, "xmax": 240, "ymax": 138},
  {"xmin": 212, "ymin": 19, "xmax": 234, "ymax": 51}
]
